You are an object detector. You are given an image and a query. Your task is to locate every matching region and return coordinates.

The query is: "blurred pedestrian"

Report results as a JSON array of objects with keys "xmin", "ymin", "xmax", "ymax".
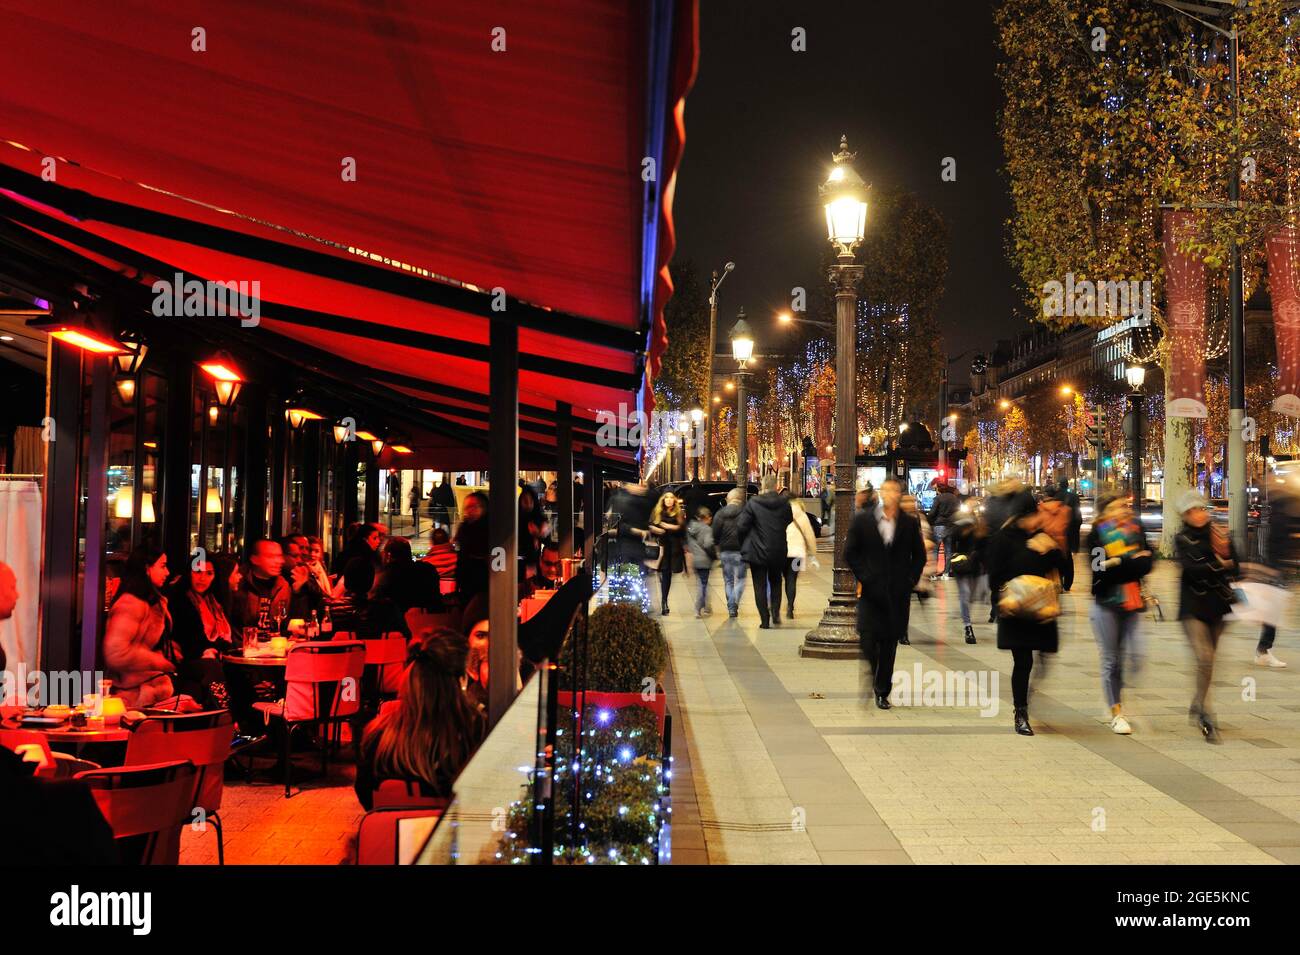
[
  {"xmin": 927, "ymin": 482, "xmax": 959, "ymax": 577},
  {"xmin": 1087, "ymin": 492, "xmax": 1153, "ymax": 735},
  {"xmin": 948, "ymin": 514, "xmax": 985, "ymax": 644},
  {"xmin": 1175, "ymin": 490, "xmax": 1237, "ymax": 744},
  {"xmin": 685, "ymin": 506, "xmax": 716, "ymax": 618},
  {"xmin": 985, "ymin": 490, "xmax": 1067, "ymax": 736},
  {"xmin": 782, "ymin": 489, "xmax": 819, "ymax": 619},
  {"xmin": 1255, "ymin": 480, "xmax": 1297, "ymax": 668},
  {"xmin": 1057, "ymin": 477, "xmax": 1083, "ymax": 591},
  {"xmin": 845, "ymin": 477, "xmax": 926, "ymax": 709},
  {"xmin": 901, "ymin": 494, "xmax": 934, "ymax": 633}
]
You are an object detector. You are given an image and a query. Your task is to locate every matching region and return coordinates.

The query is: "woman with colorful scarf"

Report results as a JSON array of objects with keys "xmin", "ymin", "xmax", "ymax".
[{"xmin": 1086, "ymin": 493, "xmax": 1153, "ymax": 735}]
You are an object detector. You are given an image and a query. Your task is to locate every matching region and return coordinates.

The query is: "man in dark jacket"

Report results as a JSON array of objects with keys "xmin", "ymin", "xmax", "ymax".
[
  {"xmin": 737, "ymin": 474, "xmax": 794, "ymax": 628},
  {"xmin": 606, "ymin": 481, "xmax": 655, "ymax": 570},
  {"xmin": 926, "ymin": 483, "xmax": 960, "ymax": 577},
  {"xmin": 845, "ymin": 477, "xmax": 926, "ymax": 709},
  {"xmin": 711, "ymin": 488, "xmax": 747, "ymax": 617},
  {"xmin": 369, "ymin": 536, "xmax": 442, "ymax": 635}
]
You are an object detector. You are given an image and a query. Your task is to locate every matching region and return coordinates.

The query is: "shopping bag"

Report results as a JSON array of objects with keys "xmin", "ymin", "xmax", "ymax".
[{"xmin": 1225, "ymin": 581, "xmax": 1290, "ymax": 628}]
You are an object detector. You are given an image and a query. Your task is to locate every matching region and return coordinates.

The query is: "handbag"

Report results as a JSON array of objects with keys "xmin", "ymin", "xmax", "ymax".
[
  {"xmin": 997, "ymin": 574, "xmax": 1061, "ymax": 622},
  {"xmin": 643, "ymin": 540, "xmax": 663, "ymax": 570}
]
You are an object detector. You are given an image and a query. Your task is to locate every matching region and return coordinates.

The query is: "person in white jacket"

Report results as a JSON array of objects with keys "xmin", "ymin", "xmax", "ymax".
[{"xmin": 782, "ymin": 490, "xmax": 820, "ymax": 619}]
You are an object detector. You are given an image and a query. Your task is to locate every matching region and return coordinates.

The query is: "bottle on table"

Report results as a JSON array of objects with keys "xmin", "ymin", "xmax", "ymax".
[
  {"xmin": 321, "ymin": 605, "xmax": 333, "ymax": 636},
  {"xmin": 306, "ymin": 610, "xmax": 320, "ymax": 640}
]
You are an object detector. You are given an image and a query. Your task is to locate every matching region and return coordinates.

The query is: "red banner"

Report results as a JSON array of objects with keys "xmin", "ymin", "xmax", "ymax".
[
  {"xmin": 1268, "ymin": 225, "xmax": 1300, "ymax": 417},
  {"xmin": 1163, "ymin": 210, "xmax": 1208, "ymax": 418},
  {"xmin": 814, "ymin": 394, "xmax": 833, "ymax": 454}
]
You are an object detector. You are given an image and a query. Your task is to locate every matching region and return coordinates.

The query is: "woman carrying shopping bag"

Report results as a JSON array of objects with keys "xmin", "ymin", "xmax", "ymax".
[{"xmin": 782, "ymin": 489, "xmax": 820, "ymax": 620}]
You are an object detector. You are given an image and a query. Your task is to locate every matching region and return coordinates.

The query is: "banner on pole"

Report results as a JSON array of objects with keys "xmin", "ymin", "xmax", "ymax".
[
  {"xmin": 1268, "ymin": 225, "xmax": 1300, "ymax": 417},
  {"xmin": 1163, "ymin": 210, "xmax": 1208, "ymax": 419}
]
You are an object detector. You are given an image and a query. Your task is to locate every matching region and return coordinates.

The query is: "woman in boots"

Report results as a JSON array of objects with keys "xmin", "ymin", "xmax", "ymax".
[
  {"xmin": 985, "ymin": 490, "xmax": 1067, "ymax": 736},
  {"xmin": 948, "ymin": 514, "xmax": 985, "ymax": 644},
  {"xmin": 1086, "ymin": 492, "xmax": 1153, "ymax": 735},
  {"xmin": 648, "ymin": 491, "xmax": 686, "ymax": 615}
]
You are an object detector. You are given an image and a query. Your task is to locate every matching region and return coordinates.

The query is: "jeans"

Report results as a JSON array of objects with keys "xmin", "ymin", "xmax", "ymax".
[
  {"xmin": 694, "ymin": 567, "xmax": 711, "ymax": 613},
  {"xmin": 933, "ymin": 524, "xmax": 950, "ymax": 573},
  {"xmin": 1090, "ymin": 603, "xmax": 1142, "ymax": 710},
  {"xmin": 957, "ymin": 574, "xmax": 981, "ymax": 626},
  {"xmin": 749, "ymin": 563, "xmax": 785, "ymax": 626},
  {"xmin": 720, "ymin": 552, "xmax": 746, "ymax": 614},
  {"xmin": 1183, "ymin": 616, "xmax": 1225, "ymax": 716}
]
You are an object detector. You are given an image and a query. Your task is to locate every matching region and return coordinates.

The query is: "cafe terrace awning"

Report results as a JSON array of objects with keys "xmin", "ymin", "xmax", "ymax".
[{"xmin": 0, "ymin": 0, "xmax": 697, "ymax": 448}]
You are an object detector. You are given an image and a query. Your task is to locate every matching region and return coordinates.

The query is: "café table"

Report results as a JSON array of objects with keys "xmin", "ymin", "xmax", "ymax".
[{"xmin": 0, "ymin": 714, "xmax": 130, "ymax": 744}]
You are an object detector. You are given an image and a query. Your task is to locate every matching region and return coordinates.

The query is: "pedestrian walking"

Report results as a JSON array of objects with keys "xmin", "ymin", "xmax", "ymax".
[
  {"xmin": 927, "ymin": 482, "xmax": 959, "ymax": 577},
  {"xmin": 1086, "ymin": 492, "xmax": 1153, "ymax": 735},
  {"xmin": 1175, "ymin": 490, "xmax": 1238, "ymax": 744},
  {"xmin": 647, "ymin": 491, "xmax": 686, "ymax": 616},
  {"xmin": 685, "ymin": 506, "xmax": 717, "ymax": 618},
  {"xmin": 782, "ymin": 489, "xmax": 819, "ymax": 619},
  {"xmin": 948, "ymin": 514, "xmax": 986, "ymax": 644},
  {"xmin": 737, "ymin": 474, "xmax": 793, "ymax": 628},
  {"xmin": 901, "ymin": 494, "xmax": 933, "ymax": 640},
  {"xmin": 1058, "ymin": 477, "xmax": 1083, "ymax": 592},
  {"xmin": 845, "ymin": 477, "xmax": 926, "ymax": 709},
  {"xmin": 607, "ymin": 480, "xmax": 655, "ymax": 571},
  {"xmin": 712, "ymin": 488, "xmax": 747, "ymax": 617},
  {"xmin": 985, "ymin": 490, "xmax": 1068, "ymax": 736},
  {"xmin": 1255, "ymin": 479, "xmax": 1297, "ymax": 668}
]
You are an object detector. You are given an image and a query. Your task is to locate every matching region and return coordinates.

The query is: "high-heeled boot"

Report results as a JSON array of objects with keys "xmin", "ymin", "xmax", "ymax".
[{"xmin": 1014, "ymin": 706, "xmax": 1034, "ymax": 736}]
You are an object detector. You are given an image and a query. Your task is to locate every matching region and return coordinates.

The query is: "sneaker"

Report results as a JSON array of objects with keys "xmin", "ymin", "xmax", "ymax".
[
  {"xmin": 1255, "ymin": 650, "xmax": 1288, "ymax": 669},
  {"xmin": 1110, "ymin": 714, "xmax": 1133, "ymax": 735},
  {"xmin": 695, "ymin": 610, "xmax": 704, "ymax": 619},
  {"xmin": 702, "ymin": 607, "xmax": 713, "ymax": 617}
]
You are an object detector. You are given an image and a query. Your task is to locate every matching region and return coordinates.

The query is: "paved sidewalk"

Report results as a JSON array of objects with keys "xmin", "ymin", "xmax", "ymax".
[{"xmin": 662, "ymin": 552, "xmax": 1300, "ymax": 864}]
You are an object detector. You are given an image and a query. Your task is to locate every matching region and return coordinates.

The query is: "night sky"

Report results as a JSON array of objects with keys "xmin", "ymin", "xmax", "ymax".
[{"xmin": 672, "ymin": 0, "xmax": 1024, "ymax": 383}]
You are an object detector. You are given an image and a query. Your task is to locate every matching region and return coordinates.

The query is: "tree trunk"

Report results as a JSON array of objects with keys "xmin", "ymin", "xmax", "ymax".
[{"xmin": 1162, "ymin": 369, "xmax": 1195, "ymax": 556}]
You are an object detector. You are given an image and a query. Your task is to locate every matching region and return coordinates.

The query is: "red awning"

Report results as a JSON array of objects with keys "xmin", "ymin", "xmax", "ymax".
[{"xmin": 0, "ymin": 0, "xmax": 698, "ymax": 454}]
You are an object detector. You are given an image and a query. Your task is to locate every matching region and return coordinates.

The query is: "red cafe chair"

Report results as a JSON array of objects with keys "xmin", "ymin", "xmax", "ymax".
[
  {"xmin": 0, "ymin": 729, "xmax": 55, "ymax": 776},
  {"xmin": 124, "ymin": 710, "xmax": 236, "ymax": 864},
  {"xmin": 356, "ymin": 807, "xmax": 445, "ymax": 865},
  {"xmin": 75, "ymin": 760, "xmax": 198, "ymax": 865},
  {"xmin": 253, "ymin": 641, "xmax": 366, "ymax": 797},
  {"xmin": 371, "ymin": 779, "xmax": 451, "ymax": 811}
]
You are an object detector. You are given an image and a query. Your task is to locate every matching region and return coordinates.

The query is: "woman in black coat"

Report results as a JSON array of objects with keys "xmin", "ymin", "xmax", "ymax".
[
  {"xmin": 984, "ymin": 491, "xmax": 1067, "ymax": 736},
  {"xmin": 648, "ymin": 491, "xmax": 686, "ymax": 615},
  {"xmin": 1174, "ymin": 491, "xmax": 1237, "ymax": 743}
]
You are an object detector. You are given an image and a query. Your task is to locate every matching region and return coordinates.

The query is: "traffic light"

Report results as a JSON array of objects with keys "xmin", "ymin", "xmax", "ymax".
[{"xmin": 1102, "ymin": 455, "xmax": 1114, "ymax": 469}]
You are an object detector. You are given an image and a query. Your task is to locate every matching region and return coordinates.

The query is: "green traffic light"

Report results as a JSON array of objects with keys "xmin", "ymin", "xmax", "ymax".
[{"xmin": 1103, "ymin": 457, "xmax": 1113, "ymax": 468}]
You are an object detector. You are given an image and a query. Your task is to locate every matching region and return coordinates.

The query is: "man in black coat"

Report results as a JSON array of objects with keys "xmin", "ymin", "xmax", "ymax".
[
  {"xmin": 737, "ymin": 474, "xmax": 794, "ymax": 628},
  {"xmin": 1056, "ymin": 477, "xmax": 1083, "ymax": 591},
  {"xmin": 845, "ymin": 477, "xmax": 927, "ymax": 709}
]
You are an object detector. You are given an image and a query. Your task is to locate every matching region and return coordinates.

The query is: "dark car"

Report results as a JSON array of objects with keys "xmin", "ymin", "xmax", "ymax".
[{"xmin": 657, "ymin": 481, "xmax": 759, "ymax": 517}]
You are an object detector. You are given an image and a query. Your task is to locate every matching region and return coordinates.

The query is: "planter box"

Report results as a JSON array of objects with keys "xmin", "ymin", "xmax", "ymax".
[{"xmin": 557, "ymin": 688, "xmax": 666, "ymax": 737}]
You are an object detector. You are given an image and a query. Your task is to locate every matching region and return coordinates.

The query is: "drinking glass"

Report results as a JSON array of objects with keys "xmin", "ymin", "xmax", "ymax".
[{"xmin": 242, "ymin": 627, "xmax": 259, "ymax": 652}]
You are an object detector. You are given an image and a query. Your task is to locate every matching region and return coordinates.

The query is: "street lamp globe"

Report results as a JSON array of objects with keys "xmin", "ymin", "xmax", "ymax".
[
  {"xmin": 1126, "ymin": 364, "xmax": 1146, "ymax": 391},
  {"xmin": 690, "ymin": 407, "xmax": 704, "ymax": 425},
  {"xmin": 730, "ymin": 310, "xmax": 754, "ymax": 365},
  {"xmin": 820, "ymin": 135, "xmax": 868, "ymax": 255}
]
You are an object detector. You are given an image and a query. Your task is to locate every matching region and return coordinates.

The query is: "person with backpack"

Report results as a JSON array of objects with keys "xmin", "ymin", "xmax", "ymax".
[
  {"xmin": 711, "ymin": 488, "xmax": 747, "ymax": 618},
  {"xmin": 1087, "ymin": 492, "xmax": 1153, "ymax": 735},
  {"xmin": 948, "ymin": 514, "xmax": 986, "ymax": 644},
  {"xmin": 926, "ymin": 482, "xmax": 960, "ymax": 578},
  {"xmin": 985, "ymin": 490, "xmax": 1068, "ymax": 736}
]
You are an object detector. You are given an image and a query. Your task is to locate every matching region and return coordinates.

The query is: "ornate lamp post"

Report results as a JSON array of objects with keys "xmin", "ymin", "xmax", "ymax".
[
  {"xmin": 801, "ymin": 135, "xmax": 868, "ymax": 658},
  {"xmin": 705, "ymin": 262, "xmax": 736, "ymax": 481},
  {"xmin": 730, "ymin": 311, "xmax": 754, "ymax": 497},
  {"xmin": 689, "ymin": 407, "xmax": 704, "ymax": 481},
  {"xmin": 1124, "ymin": 363, "xmax": 1146, "ymax": 510}
]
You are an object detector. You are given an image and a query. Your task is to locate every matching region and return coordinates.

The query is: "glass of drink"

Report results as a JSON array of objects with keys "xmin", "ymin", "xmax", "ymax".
[{"xmin": 242, "ymin": 627, "xmax": 259, "ymax": 652}]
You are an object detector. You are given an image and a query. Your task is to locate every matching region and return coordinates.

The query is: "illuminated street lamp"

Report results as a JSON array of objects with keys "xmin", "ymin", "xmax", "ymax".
[
  {"xmin": 731, "ymin": 311, "xmax": 754, "ymax": 495},
  {"xmin": 1125, "ymin": 364, "xmax": 1147, "ymax": 509},
  {"xmin": 689, "ymin": 407, "xmax": 704, "ymax": 481},
  {"xmin": 804, "ymin": 135, "xmax": 869, "ymax": 659}
]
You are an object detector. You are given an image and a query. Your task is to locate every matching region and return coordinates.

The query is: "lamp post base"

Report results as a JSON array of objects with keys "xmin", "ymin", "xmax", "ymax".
[{"xmin": 799, "ymin": 594, "xmax": 860, "ymax": 659}]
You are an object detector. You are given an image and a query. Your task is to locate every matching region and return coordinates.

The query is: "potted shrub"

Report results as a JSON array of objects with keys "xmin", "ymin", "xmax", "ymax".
[{"xmin": 557, "ymin": 601, "xmax": 668, "ymax": 733}]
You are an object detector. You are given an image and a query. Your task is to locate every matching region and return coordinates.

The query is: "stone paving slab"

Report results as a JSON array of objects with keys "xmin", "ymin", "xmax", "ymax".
[{"xmin": 664, "ymin": 553, "xmax": 1300, "ymax": 864}]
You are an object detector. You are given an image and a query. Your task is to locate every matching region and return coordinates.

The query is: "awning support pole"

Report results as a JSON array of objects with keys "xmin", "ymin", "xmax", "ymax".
[
  {"xmin": 488, "ymin": 321, "xmax": 519, "ymax": 728},
  {"xmin": 557, "ymin": 402, "xmax": 574, "ymax": 560}
]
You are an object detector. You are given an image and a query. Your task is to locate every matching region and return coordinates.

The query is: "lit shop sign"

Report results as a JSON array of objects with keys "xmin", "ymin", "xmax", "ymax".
[{"xmin": 1096, "ymin": 317, "xmax": 1152, "ymax": 343}]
